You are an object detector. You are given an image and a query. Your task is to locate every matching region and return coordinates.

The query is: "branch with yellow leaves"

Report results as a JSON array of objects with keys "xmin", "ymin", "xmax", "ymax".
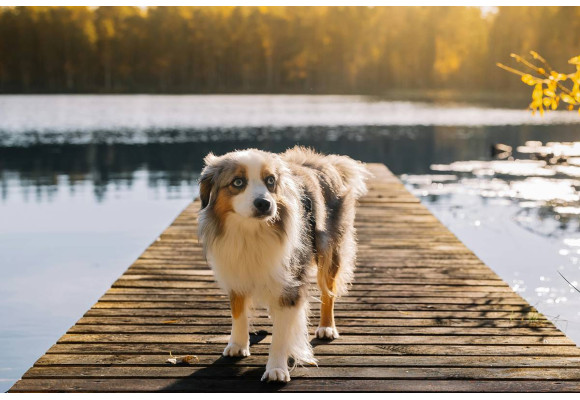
[{"xmin": 497, "ymin": 51, "xmax": 580, "ymax": 116}]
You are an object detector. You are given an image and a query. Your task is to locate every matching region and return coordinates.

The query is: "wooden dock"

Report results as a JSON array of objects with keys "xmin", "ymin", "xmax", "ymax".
[{"xmin": 9, "ymin": 163, "xmax": 580, "ymax": 392}]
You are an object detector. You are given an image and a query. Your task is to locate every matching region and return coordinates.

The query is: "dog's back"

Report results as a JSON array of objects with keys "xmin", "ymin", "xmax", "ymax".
[{"xmin": 281, "ymin": 146, "xmax": 370, "ymax": 299}]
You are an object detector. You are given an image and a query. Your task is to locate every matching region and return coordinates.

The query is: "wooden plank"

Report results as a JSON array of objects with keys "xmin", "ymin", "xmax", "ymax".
[
  {"xmin": 21, "ymin": 365, "xmax": 580, "ymax": 380},
  {"xmin": 48, "ymin": 332, "xmax": 577, "ymax": 345},
  {"xmin": 98, "ymin": 291, "xmax": 522, "ymax": 301},
  {"xmin": 74, "ymin": 316, "xmax": 549, "ymax": 329},
  {"xmin": 82, "ymin": 309, "xmax": 543, "ymax": 320},
  {"xmin": 43, "ymin": 343, "xmax": 580, "ymax": 357},
  {"xmin": 9, "ymin": 378, "xmax": 580, "ymax": 393},
  {"xmin": 55, "ymin": 326, "xmax": 565, "ymax": 340},
  {"xmin": 82, "ymin": 305, "xmax": 541, "ymax": 318},
  {"xmin": 9, "ymin": 163, "xmax": 580, "ymax": 393},
  {"xmin": 88, "ymin": 299, "xmax": 533, "ymax": 308},
  {"xmin": 33, "ymin": 354, "xmax": 580, "ymax": 368}
]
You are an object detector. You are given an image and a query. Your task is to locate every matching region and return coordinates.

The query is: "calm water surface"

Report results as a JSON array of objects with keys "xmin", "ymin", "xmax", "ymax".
[{"xmin": 2, "ymin": 95, "xmax": 580, "ymax": 391}]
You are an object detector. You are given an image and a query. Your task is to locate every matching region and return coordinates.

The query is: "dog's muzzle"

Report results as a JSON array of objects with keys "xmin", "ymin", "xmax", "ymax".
[{"xmin": 253, "ymin": 197, "xmax": 273, "ymax": 218}]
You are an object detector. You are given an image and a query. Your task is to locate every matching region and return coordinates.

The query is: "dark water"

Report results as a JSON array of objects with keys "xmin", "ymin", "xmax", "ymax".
[
  {"xmin": 4, "ymin": 124, "xmax": 580, "ymax": 192},
  {"xmin": 2, "ymin": 96, "xmax": 580, "ymax": 391}
]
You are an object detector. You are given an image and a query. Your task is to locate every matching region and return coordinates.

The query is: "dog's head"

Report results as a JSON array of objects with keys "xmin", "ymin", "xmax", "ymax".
[{"xmin": 198, "ymin": 149, "xmax": 291, "ymax": 222}]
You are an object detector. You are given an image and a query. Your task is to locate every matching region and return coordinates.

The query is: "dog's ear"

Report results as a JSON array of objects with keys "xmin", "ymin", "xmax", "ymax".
[
  {"xmin": 199, "ymin": 173, "xmax": 212, "ymax": 209},
  {"xmin": 203, "ymin": 152, "xmax": 218, "ymax": 166},
  {"xmin": 199, "ymin": 153, "xmax": 219, "ymax": 209},
  {"xmin": 274, "ymin": 155, "xmax": 299, "ymax": 199}
]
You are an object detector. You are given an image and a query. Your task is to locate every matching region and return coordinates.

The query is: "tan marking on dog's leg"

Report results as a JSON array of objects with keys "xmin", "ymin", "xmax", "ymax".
[
  {"xmin": 223, "ymin": 292, "xmax": 250, "ymax": 357},
  {"xmin": 230, "ymin": 291, "xmax": 245, "ymax": 319},
  {"xmin": 319, "ymin": 290, "xmax": 336, "ymax": 328},
  {"xmin": 316, "ymin": 263, "xmax": 340, "ymax": 340}
]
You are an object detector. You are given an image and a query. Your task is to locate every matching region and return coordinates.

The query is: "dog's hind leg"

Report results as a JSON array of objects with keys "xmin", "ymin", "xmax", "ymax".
[
  {"xmin": 315, "ymin": 249, "xmax": 340, "ymax": 339},
  {"xmin": 223, "ymin": 291, "xmax": 250, "ymax": 357},
  {"xmin": 316, "ymin": 216, "xmax": 357, "ymax": 339},
  {"xmin": 262, "ymin": 296, "xmax": 315, "ymax": 382}
]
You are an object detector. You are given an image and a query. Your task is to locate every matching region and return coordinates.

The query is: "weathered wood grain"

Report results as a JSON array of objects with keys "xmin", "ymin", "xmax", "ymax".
[
  {"xmin": 9, "ymin": 163, "xmax": 580, "ymax": 393},
  {"xmin": 10, "ymin": 378, "xmax": 580, "ymax": 392}
]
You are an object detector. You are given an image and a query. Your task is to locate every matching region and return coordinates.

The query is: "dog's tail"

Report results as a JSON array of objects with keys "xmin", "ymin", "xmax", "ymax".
[
  {"xmin": 327, "ymin": 154, "xmax": 372, "ymax": 199},
  {"xmin": 282, "ymin": 145, "xmax": 371, "ymax": 198},
  {"xmin": 319, "ymin": 155, "xmax": 371, "ymax": 298}
]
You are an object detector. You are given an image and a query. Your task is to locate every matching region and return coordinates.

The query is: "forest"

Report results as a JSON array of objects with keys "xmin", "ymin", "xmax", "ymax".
[{"xmin": 1, "ymin": 6, "xmax": 579, "ymax": 94}]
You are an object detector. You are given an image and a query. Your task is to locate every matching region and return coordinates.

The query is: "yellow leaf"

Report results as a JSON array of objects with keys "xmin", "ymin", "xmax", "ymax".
[
  {"xmin": 544, "ymin": 89, "xmax": 555, "ymax": 97},
  {"xmin": 568, "ymin": 56, "xmax": 580, "ymax": 65},
  {"xmin": 562, "ymin": 94, "xmax": 576, "ymax": 104},
  {"xmin": 532, "ymin": 84, "xmax": 543, "ymax": 100},
  {"xmin": 549, "ymin": 72, "xmax": 567, "ymax": 81},
  {"xmin": 538, "ymin": 68, "xmax": 546, "ymax": 75},
  {"xmin": 543, "ymin": 98, "xmax": 552, "ymax": 107},
  {"xmin": 521, "ymin": 74, "xmax": 536, "ymax": 86}
]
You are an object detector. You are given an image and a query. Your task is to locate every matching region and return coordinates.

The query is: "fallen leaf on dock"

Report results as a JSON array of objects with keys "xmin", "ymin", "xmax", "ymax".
[
  {"xmin": 166, "ymin": 352, "xmax": 199, "ymax": 365},
  {"xmin": 162, "ymin": 319, "xmax": 181, "ymax": 324}
]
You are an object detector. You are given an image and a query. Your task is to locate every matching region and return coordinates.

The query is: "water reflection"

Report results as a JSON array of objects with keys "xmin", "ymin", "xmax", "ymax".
[
  {"xmin": 402, "ymin": 139, "xmax": 580, "ymax": 345},
  {"xmin": 406, "ymin": 142, "xmax": 580, "ymax": 238},
  {"xmin": 4, "ymin": 124, "xmax": 580, "ymax": 203},
  {"xmin": 0, "ymin": 144, "xmax": 205, "ymax": 203}
]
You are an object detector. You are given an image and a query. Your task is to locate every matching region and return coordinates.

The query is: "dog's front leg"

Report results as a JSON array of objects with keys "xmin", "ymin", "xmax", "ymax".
[
  {"xmin": 262, "ymin": 299, "xmax": 313, "ymax": 382},
  {"xmin": 223, "ymin": 291, "xmax": 250, "ymax": 357}
]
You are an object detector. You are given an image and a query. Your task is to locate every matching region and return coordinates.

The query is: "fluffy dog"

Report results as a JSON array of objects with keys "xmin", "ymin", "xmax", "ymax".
[{"xmin": 197, "ymin": 146, "xmax": 369, "ymax": 382}]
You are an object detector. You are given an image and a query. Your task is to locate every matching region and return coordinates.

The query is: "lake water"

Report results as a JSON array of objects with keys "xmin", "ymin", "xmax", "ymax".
[{"xmin": 2, "ymin": 95, "xmax": 580, "ymax": 391}]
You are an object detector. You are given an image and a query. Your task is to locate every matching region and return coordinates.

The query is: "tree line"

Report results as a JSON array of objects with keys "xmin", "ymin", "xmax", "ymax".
[{"xmin": 0, "ymin": 6, "xmax": 579, "ymax": 94}]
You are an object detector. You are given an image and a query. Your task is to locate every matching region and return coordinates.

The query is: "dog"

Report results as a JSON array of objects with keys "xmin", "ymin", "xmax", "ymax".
[{"xmin": 197, "ymin": 146, "xmax": 369, "ymax": 382}]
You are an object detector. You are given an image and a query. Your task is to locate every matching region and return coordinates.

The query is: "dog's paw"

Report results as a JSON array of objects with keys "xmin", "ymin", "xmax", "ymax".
[
  {"xmin": 261, "ymin": 367, "xmax": 290, "ymax": 382},
  {"xmin": 315, "ymin": 326, "xmax": 339, "ymax": 339},
  {"xmin": 222, "ymin": 342, "xmax": 250, "ymax": 357}
]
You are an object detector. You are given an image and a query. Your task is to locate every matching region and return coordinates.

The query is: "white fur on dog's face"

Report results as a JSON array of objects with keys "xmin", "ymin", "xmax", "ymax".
[{"xmin": 230, "ymin": 151, "xmax": 278, "ymax": 220}]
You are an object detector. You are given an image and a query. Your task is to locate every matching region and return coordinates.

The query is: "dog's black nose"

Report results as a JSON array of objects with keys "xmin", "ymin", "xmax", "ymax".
[{"xmin": 253, "ymin": 198, "xmax": 271, "ymax": 214}]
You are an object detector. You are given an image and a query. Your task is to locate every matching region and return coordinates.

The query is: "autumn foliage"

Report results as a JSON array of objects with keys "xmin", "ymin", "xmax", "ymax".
[
  {"xmin": 498, "ymin": 52, "xmax": 580, "ymax": 115},
  {"xmin": 1, "ymin": 6, "xmax": 580, "ymax": 94}
]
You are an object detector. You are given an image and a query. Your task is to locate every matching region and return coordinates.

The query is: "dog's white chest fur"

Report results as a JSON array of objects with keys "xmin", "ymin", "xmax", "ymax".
[{"xmin": 206, "ymin": 213, "xmax": 290, "ymax": 302}]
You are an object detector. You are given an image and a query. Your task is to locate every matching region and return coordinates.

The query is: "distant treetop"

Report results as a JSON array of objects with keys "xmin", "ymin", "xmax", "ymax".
[{"xmin": 1, "ymin": 6, "xmax": 580, "ymax": 94}]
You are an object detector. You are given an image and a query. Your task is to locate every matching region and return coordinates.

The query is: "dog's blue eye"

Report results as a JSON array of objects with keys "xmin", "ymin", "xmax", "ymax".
[
  {"xmin": 232, "ymin": 178, "xmax": 244, "ymax": 188},
  {"xmin": 266, "ymin": 176, "xmax": 276, "ymax": 186}
]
